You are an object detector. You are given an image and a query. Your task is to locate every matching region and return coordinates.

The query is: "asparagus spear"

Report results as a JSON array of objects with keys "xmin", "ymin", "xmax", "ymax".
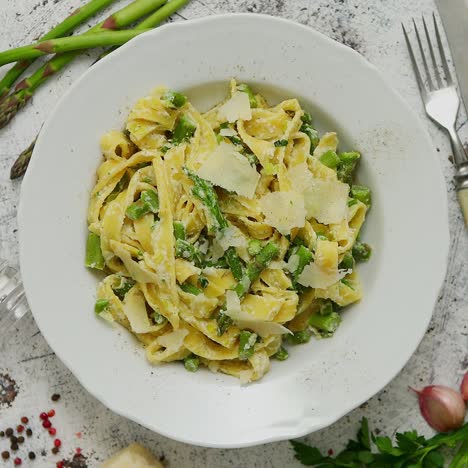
[
  {"xmin": 8, "ymin": 0, "xmax": 190, "ymax": 179},
  {"xmin": 85, "ymin": 232, "xmax": 105, "ymax": 270},
  {"xmin": 234, "ymin": 242, "xmax": 279, "ymax": 298},
  {"xmin": 0, "ymin": 0, "xmax": 168, "ymax": 130},
  {"xmin": 0, "ymin": 30, "xmax": 154, "ymax": 66},
  {"xmin": 10, "ymin": 137, "xmax": 36, "ymax": 180},
  {"xmin": 0, "ymin": 0, "xmax": 118, "ymax": 102},
  {"xmin": 184, "ymin": 169, "xmax": 228, "ymax": 232},
  {"xmin": 225, "ymin": 247, "xmax": 243, "ymax": 281}
]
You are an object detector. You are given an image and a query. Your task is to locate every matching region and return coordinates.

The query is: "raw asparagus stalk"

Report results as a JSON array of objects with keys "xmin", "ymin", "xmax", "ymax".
[
  {"xmin": 10, "ymin": 137, "xmax": 36, "ymax": 180},
  {"xmin": 8, "ymin": 0, "xmax": 190, "ymax": 179},
  {"xmin": 0, "ymin": 30, "xmax": 154, "ymax": 66},
  {"xmin": 0, "ymin": 0, "xmax": 118, "ymax": 101},
  {"xmin": 0, "ymin": 0, "xmax": 168, "ymax": 130}
]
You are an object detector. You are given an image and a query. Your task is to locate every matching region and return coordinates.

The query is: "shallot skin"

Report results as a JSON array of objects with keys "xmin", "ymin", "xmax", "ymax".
[
  {"xmin": 412, "ymin": 385, "xmax": 466, "ymax": 432},
  {"xmin": 461, "ymin": 372, "xmax": 468, "ymax": 402}
]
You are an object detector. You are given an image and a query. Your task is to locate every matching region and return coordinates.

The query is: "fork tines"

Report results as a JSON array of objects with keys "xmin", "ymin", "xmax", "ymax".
[{"xmin": 402, "ymin": 13, "xmax": 452, "ymax": 95}]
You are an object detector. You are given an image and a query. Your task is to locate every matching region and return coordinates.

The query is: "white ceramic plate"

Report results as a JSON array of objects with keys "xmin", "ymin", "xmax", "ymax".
[{"xmin": 19, "ymin": 14, "xmax": 449, "ymax": 448}]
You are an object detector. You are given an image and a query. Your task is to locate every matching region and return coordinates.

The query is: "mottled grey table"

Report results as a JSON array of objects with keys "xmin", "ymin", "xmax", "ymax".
[{"xmin": 0, "ymin": 0, "xmax": 467, "ymax": 466}]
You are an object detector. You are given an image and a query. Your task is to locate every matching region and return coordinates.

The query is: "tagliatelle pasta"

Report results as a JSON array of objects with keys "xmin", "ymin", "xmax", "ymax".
[{"xmin": 86, "ymin": 80, "xmax": 372, "ymax": 383}]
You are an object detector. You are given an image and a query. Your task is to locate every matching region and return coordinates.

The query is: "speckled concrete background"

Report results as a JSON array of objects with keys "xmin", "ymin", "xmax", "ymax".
[{"xmin": 0, "ymin": 0, "xmax": 467, "ymax": 466}]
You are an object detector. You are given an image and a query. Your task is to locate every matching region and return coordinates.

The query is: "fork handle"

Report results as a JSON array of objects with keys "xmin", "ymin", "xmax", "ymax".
[
  {"xmin": 458, "ymin": 188, "xmax": 468, "ymax": 227},
  {"xmin": 448, "ymin": 127, "xmax": 468, "ymax": 166}
]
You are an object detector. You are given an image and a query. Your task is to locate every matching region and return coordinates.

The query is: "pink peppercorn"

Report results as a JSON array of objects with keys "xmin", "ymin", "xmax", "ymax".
[
  {"xmin": 54, "ymin": 439, "xmax": 62, "ymax": 448},
  {"xmin": 42, "ymin": 420, "xmax": 52, "ymax": 429},
  {"xmin": 40, "ymin": 412, "xmax": 48, "ymax": 420}
]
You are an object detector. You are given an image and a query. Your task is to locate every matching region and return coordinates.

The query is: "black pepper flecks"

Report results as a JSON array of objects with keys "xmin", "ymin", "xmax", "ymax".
[
  {"xmin": 0, "ymin": 374, "xmax": 18, "ymax": 407},
  {"xmin": 61, "ymin": 453, "xmax": 88, "ymax": 468}
]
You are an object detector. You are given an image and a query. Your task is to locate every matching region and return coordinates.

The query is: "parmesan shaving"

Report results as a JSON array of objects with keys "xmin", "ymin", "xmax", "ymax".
[
  {"xmin": 224, "ymin": 291, "xmax": 292, "ymax": 337},
  {"xmin": 312, "ymin": 132, "xmax": 338, "ymax": 158},
  {"xmin": 218, "ymin": 91, "xmax": 252, "ymax": 123},
  {"xmin": 303, "ymin": 179, "xmax": 349, "ymax": 224},
  {"xmin": 297, "ymin": 263, "xmax": 351, "ymax": 289},
  {"xmin": 285, "ymin": 254, "xmax": 300, "ymax": 273},
  {"xmin": 157, "ymin": 328, "xmax": 188, "ymax": 352},
  {"xmin": 123, "ymin": 287, "xmax": 154, "ymax": 333},
  {"xmin": 196, "ymin": 142, "xmax": 260, "ymax": 198},
  {"xmin": 219, "ymin": 127, "xmax": 237, "ymax": 137},
  {"xmin": 111, "ymin": 241, "xmax": 159, "ymax": 283},
  {"xmin": 259, "ymin": 191, "xmax": 306, "ymax": 235}
]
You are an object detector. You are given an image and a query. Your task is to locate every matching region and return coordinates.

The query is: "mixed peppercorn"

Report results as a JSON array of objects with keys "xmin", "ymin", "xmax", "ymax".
[{"xmin": 0, "ymin": 393, "xmax": 64, "ymax": 465}]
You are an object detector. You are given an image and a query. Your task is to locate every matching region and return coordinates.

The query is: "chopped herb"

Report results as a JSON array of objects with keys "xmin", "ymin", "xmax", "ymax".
[
  {"xmin": 227, "ymin": 135, "xmax": 243, "ymax": 146},
  {"xmin": 160, "ymin": 145, "xmax": 170, "ymax": 154},
  {"xmin": 300, "ymin": 113, "xmax": 320, "ymax": 153},
  {"xmin": 245, "ymin": 151, "xmax": 259, "ymax": 167},
  {"xmin": 274, "ymin": 139, "xmax": 288, "ymax": 147}
]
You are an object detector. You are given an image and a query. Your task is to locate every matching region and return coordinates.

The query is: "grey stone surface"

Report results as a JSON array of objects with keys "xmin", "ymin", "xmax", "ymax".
[{"xmin": 0, "ymin": 0, "xmax": 466, "ymax": 466}]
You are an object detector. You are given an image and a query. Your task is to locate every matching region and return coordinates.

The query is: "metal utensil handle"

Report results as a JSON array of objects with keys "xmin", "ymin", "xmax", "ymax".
[
  {"xmin": 448, "ymin": 126, "xmax": 468, "ymax": 166},
  {"xmin": 0, "ymin": 261, "xmax": 30, "ymax": 346}
]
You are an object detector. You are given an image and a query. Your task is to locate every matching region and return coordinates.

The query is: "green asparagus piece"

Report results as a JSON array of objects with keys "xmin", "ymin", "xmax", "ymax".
[
  {"xmin": 239, "ymin": 330, "xmax": 257, "ymax": 360},
  {"xmin": 300, "ymin": 113, "xmax": 320, "ymax": 153},
  {"xmin": 126, "ymin": 190, "xmax": 159, "ymax": 220},
  {"xmin": 8, "ymin": 0, "xmax": 191, "ymax": 179},
  {"xmin": 247, "ymin": 239, "xmax": 262, "ymax": 256},
  {"xmin": 172, "ymin": 114, "xmax": 197, "ymax": 145},
  {"xmin": 351, "ymin": 184, "xmax": 372, "ymax": 206},
  {"xmin": 352, "ymin": 241, "xmax": 372, "ymax": 262},
  {"xmin": 225, "ymin": 247, "xmax": 243, "ymax": 281},
  {"xmin": 236, "ymin": 83, "xmax": 257, "ymax": 108},
  {"xmin": 234, "ymin": 242, "xmax": 279, "ymax": 297},
  {"xmin": 0, "ymin": 0, "xmax": 118, "ymax": 101},
  {"xmin": 94, "ymin": 298, "xmax": 109, "ymax": 314},
  {"xmin": 184, "ymin": 169, "xmax": 229, "ymax": 232},
  {"xmin": 9, "ymin": 137, "xmax": 36, "ymax": 180},
  {"xmin": 162, "ymin": 90, "xmax": 187, "ymax": 109},
  {"xmin": 106, "ymin": 172, "xmax": 130, "ymax": 202},
  {"xmin": 151, "ymin": 311, "xmax": 167, "ymax": 325},
  {"xmin": 173, "ymin": 221, "xmax": 186, "ymax": 241},
  {"xmin": 112, "ymin": 277, "xmax": 136, "ymax": 300},
  {"xmin": 337, "ymin": 151, "xmax": 360, "ymax": 184},
  {"xmin": 175, "ymin": 239, "xmax": 204, "ymax": 268},
  {"xmin": 319, "ymin": 299, "xmax": 335, "ymax": 316},
  {"xmin": 347, "ymin": 198, "xmax": 358, "ymax": 207},
  {"xmin": 85, "ymin": 232, "xmax": 105, "ymax": 270},
  {"xmin": 339, "ymin": 252, "xmax": 355, "ymax": 270},
  {"xmin": 319, "ymin": 150, "xmax": 340, "ymax": 169},
  {"xmin": 183, "ymin": 354, "xmax": 200, "ymax": 372},
  {"xmin": 0, "ymin": 0, "xmax": 168, "ymax": 130},
  {"xmin": 180, "ymin": 282, "xmax": 202, "ymax": 295},
  {"xmin": 286, "ymin": 329, "xmax": 312, "ymax": 345},
  {"xmin": 290, "ymin": 245, "xmax": 313, "ymax": 283},
  {"xmin": 308, "ymin": 311, "xmax": 341, "ymax": 337},
  {"xmin": 274, "ymin": 346, "xmax": 289, "ymax": 361},
  {"xmin": 0, "ymin": 29, "xmax": 153, "ymax": 67},
  {"xmin": 216, "ymin": 312, "xmax": 233, "ymax": 336},
  {"xmin": 198, "ymin": 275, "xmax": 209, "ymax": 289},
  {"xmin": 274, "ymin": 139, "xmax": 288, "ymax": 147}
]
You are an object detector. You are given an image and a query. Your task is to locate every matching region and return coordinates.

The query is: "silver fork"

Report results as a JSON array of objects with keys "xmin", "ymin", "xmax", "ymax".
[
  {"xmin": 0, "ymin": 260, "xmax": 30, "ymax": 346},
  {"xmin": 403, "ymin": 14, "xmax": 468, "ymax": 226}
]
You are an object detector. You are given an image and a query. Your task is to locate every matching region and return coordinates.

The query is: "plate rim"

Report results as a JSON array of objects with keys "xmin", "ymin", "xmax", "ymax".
[{"xmin": 18, "ymin": 12, "xmax": 450, "ymax": 448}]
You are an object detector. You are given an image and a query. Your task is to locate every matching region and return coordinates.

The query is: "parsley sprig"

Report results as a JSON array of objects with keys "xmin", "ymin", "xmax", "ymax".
[{"xmin": 291, "ymin": 418, "xmax": 468, "ymax": 467}]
